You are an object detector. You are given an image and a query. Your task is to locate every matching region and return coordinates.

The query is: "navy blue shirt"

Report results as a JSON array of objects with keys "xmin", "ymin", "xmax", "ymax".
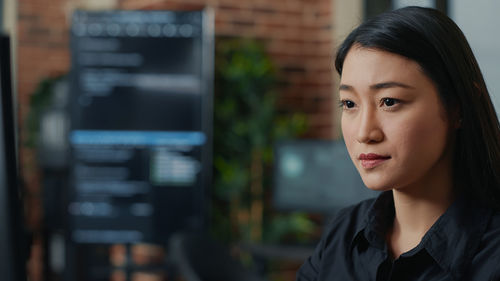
[{"xmin": 296, "ymin": 191, "xmax": 500, "ymax": 281}]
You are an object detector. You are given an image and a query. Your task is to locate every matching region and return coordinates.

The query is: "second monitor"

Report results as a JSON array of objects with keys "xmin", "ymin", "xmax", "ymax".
[{"xmin": 273, "ymin": 140, "xmax": 379, "ymax": 214}]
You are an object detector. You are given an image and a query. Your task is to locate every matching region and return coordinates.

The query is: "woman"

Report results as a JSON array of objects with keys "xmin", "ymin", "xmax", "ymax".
[{"xmin": 297, "ymin": 6, "xmax": 500, "ymax": 281}]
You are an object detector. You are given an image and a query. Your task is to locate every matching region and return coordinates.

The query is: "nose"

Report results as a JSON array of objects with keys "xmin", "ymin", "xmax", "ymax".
[{"xmin": 356, "ymin": 108, "xmax": 384, "ymax": 144}]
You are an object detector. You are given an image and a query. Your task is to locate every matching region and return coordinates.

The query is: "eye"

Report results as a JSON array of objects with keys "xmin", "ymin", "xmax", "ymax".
[
  {"xmin": 381, "ymin": 98, "xmax": 400, "ymax": 107},
  {"xmin": 339, "ymin": 100, "xmax": 356, "ymax": 109}
]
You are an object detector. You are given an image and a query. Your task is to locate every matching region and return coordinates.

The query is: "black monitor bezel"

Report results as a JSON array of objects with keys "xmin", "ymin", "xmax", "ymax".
[{"xmin": 0, "ymin": 33, "xmax": 27, "ymax": 281}]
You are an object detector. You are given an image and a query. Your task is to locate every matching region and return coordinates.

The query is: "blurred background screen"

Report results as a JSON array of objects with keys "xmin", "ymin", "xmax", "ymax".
[
  {"xmin": 68, "ymin": 10, "xmax": 209, "ymax": 245},
  {"xmin": 56, "ymin": 10, "xmax": 213, "ymax": 280},
  {"xmin": 274, "ymin": 140, "xmax": 378, "ymax": 213}
]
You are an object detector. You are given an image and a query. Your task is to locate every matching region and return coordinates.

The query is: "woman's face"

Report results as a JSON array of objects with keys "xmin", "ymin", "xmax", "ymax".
[{"xmin": 339, "ymin": 46, "xmax": 454, "ymax": 192}]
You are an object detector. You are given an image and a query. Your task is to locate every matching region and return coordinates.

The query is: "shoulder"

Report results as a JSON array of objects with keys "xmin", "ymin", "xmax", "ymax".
[
  {"xmin": 322, "ymin": 197, "xmax": 376, "ymax": 242},
  {"xmin": 480, "ymin": 208, "xmax": 500, "ymax": 249},
  {"xmin": 478, "ymin": 208, "xmax": 500, "ymax": 249},
  {"xmin": 295, "ymin": 197, "xmax": 377, "ymax": 281},
  {"xmin": 466, "ymin": 209, "xmax": 500, "ymax": 280}
]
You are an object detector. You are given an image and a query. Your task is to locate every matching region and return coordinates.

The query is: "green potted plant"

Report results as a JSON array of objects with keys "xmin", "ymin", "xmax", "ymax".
[{"xmin": 212, "ymin": 38, "xmax": 314, "ymax": 244}]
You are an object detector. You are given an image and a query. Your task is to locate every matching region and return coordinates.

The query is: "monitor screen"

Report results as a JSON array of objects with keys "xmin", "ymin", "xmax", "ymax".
[
  {"xmin": 68, "ymin": 10, "xmax": 211, "ymax": 245},
  {"xmin": 0, "ymin": 34, "xmax": 27, "ymax": 281},
  {"xmin": 273, "ymin": 140, "xmax": 379, "ymax": 214}
]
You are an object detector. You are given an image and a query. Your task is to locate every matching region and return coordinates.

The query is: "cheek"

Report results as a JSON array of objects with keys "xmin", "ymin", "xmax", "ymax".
[
  {"xmin": 341, "ymin": 116, "xmax": 356, "ymax": 142},
  {"xmin": 341, "ymin": 116, "xmax": 355, "ymax": 142},
  {"xmin": 341, "ymin": 116, "xmax": 359, "ymax": 163},
  {"xmin": 390, "ymin": 111, "xmax": 449, "ymax": 159}
]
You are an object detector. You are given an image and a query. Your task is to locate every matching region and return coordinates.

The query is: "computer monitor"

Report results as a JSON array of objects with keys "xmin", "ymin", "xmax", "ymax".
[
  {"xmin": 68, "ymin": 10, "xmax": 212, "ymax": 244},
  {"xmin": 273, "ymin": 140, "xmax": 379, "ymax": 214},
  {"xmin": 0, "ymin": 34, "xmax": 27, "ymax": 281}
]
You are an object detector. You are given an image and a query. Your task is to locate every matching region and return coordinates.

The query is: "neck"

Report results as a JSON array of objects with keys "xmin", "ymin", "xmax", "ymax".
[
  {"xmin": 392, "ymin": 188, "xmax": 452, "ymax": 236},
  {"xmin": 387, "ymin": 150, "xmax": 455, "ymax": 258}
]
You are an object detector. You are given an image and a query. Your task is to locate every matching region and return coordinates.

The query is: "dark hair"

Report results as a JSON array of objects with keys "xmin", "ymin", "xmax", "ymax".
[{"xmin": 335, "ymin": 6, "xmax": 500, "ymax": 208}]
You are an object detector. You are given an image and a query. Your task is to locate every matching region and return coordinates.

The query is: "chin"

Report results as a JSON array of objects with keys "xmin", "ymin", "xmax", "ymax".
[
  {"xmin": 359, "ymin": 173, "xmax": 395, "ymax": 191},
  {"xmin": 364, "ymin": 183, "xmax": 393, "ymax": 192}
]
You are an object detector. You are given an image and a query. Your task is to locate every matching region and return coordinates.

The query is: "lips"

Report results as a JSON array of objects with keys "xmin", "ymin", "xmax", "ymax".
[{"xmin": 359, "ymin": 153, "xmax": 391, "ymax": 169}]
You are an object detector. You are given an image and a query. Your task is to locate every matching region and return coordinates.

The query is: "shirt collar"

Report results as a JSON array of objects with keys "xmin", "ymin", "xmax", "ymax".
[
  {"xmin": 351, "ymin": 191, "xmax": 394, "ymax": 251},
  {"xmin": 351, "ymin": 191, "xmax": 492, "ymax": 277}
]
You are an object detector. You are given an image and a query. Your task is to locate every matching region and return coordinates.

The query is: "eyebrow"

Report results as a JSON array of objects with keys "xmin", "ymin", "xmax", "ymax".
[{"xmin": 339, "ymin": 81, "xmax": 415, "ymax": 91}]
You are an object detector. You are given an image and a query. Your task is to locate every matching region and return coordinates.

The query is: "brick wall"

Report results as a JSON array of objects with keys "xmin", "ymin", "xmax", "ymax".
[
  {"xmin": 17, "ymin": 0, "xmax": 336, "ymax": 280},
  {"xmin": 18, "ymin": 0, "xmax": 336, "ymax": 143}
]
